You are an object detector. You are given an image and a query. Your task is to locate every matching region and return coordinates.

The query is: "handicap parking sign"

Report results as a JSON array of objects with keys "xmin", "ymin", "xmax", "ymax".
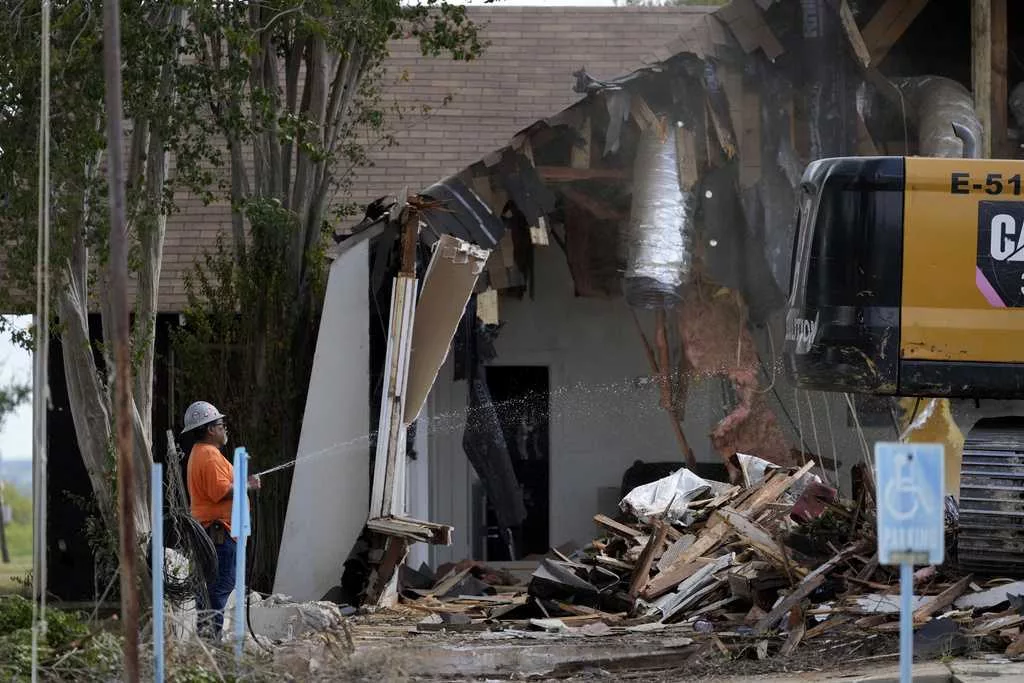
[{"xmin": 875, "ymin": 442, "xmax": 945, "ymax": 566}]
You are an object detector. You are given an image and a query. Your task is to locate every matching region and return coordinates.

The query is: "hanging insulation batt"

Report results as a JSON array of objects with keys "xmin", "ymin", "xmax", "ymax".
[{"xmin": 623, "ymin": 125, "xmax": 694, "ymax": 308}]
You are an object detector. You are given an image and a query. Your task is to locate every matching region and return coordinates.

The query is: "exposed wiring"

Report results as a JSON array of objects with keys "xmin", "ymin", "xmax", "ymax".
[
  {"xmin": 844, "ymin": 392, "xmax": 875, "ymax": 488},
  {"xmin": 806, "ymin": 391, "xmax": 825, "ymax": 485},
  {"xmin": 824, "ymin": 398, "xmax": 839, "ymax": 487},
  {"xmin": 794, "ymin": 386, "xmax": 804, "ymax": 457}
]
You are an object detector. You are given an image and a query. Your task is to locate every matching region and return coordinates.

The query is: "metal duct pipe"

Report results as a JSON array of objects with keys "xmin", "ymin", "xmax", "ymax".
[
  {"xmin": 623, "ymin": 125, "xmax": 694, "ymax": 309},
  {"xmin": 895, "ymin": 76, "xmax": 983, "ymax": 158},
  {"xmin": 1008, "ymin": 81, "xmax": 1024, "ymax": 133}
]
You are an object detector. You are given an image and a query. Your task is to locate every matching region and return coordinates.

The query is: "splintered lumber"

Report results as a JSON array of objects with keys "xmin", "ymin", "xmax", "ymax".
[
  {"xmin": 630, "ymin": 523, "xmax": 669, "ymax": 599},
  {"xmin": 755, "ymin": 544, "xmax": 862, "ymax": 633},
  {"xmin": 805, "ymin": 616, "xmax": 850, "ymax": 640},
  {"xmin": 780, "ymin": 616, "xmax": 806, "ymax": 656},
  {"xmin": 1007, "ymin": 630, "xmax": 1024, "ymax": 657},
  {"xmin": 594, "ymin": 514, "xmax": 643, "ymax": 540},
  {"xmin": 718, "ymin": 508, "xmax": 804, "ymax": 579},
  {"xmin": 643, "ymin": 462, "xmax": 815, "ymax": 599},
  {"xmin": 913, "ymin": 575, "xmax": 973, "ymax": 624},
  {"xmin": 658, "ymin": 535, "xmax": 696, "ymax": 572}
]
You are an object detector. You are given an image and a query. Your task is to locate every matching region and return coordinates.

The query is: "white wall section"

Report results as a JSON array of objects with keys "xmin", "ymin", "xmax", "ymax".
[{"xmin": 275, "ymin": 240, "xmax": 371, "ymax": 601}]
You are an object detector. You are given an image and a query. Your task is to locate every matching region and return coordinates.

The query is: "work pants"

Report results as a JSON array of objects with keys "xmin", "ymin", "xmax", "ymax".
[{"xmin": 198, "ymin": 536, "xmax": 236, "ymax": 641}]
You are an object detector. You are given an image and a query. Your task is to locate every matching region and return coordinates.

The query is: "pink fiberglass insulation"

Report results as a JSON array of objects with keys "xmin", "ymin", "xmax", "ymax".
[{"xmin": 678, "ymin": 282, "xmax": 794, "ymax": 479}]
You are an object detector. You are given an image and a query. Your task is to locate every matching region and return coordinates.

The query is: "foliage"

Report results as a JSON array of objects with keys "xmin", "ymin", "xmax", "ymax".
[
  {"xmin": 0, "ymin": 596, "xmax": 121, "ymax": 682},
  {"xmin": 171, "ymin": 0, "xmax": 493, "ymax": 589},
  {"xmin": 2, "ymin": 483, "xmax": 30, "ymax": 527},
  {"xmin": 0, "ymin": 1, "xmax": 230, "ymax": 539}
]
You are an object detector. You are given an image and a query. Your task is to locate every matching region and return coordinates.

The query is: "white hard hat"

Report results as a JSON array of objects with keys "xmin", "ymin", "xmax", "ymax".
[{"xmin": 182, "ymin": 401, "xmax": 226, "ymax": 434}]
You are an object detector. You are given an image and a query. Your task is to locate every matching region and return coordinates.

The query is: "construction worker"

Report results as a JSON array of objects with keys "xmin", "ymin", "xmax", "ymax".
[{"xmin": 183, "ymin": 400, "xmax": 260, "ymax": 641}]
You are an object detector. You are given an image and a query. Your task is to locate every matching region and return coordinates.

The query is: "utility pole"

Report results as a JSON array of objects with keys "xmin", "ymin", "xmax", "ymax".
[{"xmin": 102, "ymin": 0, "xmax": 140, "ymax": 679}]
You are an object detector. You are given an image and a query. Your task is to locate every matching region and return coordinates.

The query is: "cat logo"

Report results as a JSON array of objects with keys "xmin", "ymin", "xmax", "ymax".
[
  {"xmin": 977, "ymin": 201, "xmax": 1024, "ymax": 308},
  {"xmin": 989, "ymin": 212, "xmax": 1024, "ymax": 261}
]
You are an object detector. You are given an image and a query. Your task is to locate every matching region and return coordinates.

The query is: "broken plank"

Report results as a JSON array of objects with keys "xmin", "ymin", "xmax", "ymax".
[
  {"xmin": 913, "ymin": 575, "xmax": 972, "ymax": 624},
  {"xmin": 644, "ymin": 463, "xmax": 815, "ymax": 600},
  {"xmin": 594, "ymin": 555, "xmax": 634, "ymax": 572},
  {"xmin": 630, "ymin": 523, "xmax": 669, "ymax": 599},
  {"xmin": 594, "ymin": 514, "xmax": 644, "ymax": 539},
  {"xmin": 754, "ymin": 543, "xmax": 862, "ymax": 633},
  {"xmin": 779, "ymin": 616, "xmax": 806, "ymax": 657},
  {"xmin": 1007, "ymin": 630, "xmax": 1024, "ymax": 657},
  {"xmin": 718, "ymin": 508, "xmax": 805, "ymax": 579},
  {"xmin": 969, "ymin": 614, "xmax": 1024, "ymax": 636},
  {"xmin": 657, "ymin": 534, "xmax": 696, "ymax": 573},
  {"xmin": 805, "ymin": 615, "xmax": 850, "ymax": 640},
  {"xmin": 630, "ymin": 94, "xmax": 660, "ymax": 131},
  {"xmin": 838, "ymin": 0, "xmax": 871, "ymax": 68}
]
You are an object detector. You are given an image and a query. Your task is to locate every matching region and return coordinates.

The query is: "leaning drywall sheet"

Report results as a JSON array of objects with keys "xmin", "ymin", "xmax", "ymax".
[
  {"xmin": 274, "ymin": 240, "xmax": 371, "ymax": 602},
  {"xmin": 403, "ymin": 235, "xmax": 490, "ymax": 424}
]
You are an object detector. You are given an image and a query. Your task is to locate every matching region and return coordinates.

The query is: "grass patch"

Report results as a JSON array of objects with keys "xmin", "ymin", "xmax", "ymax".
[{"xmin": 1, "ymin": 520, "xmax": 31, "ymax": 596}]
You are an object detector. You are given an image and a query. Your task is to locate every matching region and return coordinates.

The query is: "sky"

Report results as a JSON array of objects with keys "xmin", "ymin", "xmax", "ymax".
[{"xmin": 0, "ymin": 316, "xmax": 32, "ymax": 462}]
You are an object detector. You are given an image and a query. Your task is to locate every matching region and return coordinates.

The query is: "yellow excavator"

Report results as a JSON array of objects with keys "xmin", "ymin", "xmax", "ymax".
[{"xmin": 784, "ymin": 156, "xmax": 1024, "ymax": 575}]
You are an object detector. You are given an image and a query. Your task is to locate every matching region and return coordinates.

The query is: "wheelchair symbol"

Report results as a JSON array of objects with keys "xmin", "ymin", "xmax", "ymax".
[{"xmin": 883, "ymin": 452, "xmax": 934, "ymax": 521}]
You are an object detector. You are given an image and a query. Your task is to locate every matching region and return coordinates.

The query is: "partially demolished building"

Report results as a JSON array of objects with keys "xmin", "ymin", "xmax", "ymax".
[{"xmin": 275, "ymin": 0, "xmax": 1024, "ymax": 604}]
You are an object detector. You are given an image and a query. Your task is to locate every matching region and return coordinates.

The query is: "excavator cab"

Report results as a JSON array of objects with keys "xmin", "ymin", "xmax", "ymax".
[
  {"xmin": 784, "ymin": 156, "xmax": 1024, "ymax": 576},
  {"xmin": 784, "ymin": 155, "xmax": 1024, "ymax": 399}
]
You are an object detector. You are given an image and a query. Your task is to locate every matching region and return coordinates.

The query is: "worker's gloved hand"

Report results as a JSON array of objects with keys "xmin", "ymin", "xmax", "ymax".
[{"xmin": 247, "ymin": 474, "xmax": 261, "ymax": 491}]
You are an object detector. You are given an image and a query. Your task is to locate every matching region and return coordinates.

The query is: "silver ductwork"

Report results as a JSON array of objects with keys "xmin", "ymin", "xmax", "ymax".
[
  {"xmin": 895, "ymin": 76, "xmax": 983, "ymax": 159},
  {"xmin": 622, "ymin": 124, "xmax": 695, "ymax": 309},
  {"xmin": 1009, "ymin": 81, "xmax": 1024, "ymax": 134}
]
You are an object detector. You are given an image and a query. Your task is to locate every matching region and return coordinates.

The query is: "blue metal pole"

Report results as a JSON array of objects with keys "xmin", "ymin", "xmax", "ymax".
[
  {"xmin": 151, "ymin": 463, "xmax": 164, "ymax": 683},
  {"xmin": 232, "ymin": 448, "xmax": 249, "ymax": 663},
  {"xmin": 900, "ymin": 562, "xmax": 913, "ymax": 683}
]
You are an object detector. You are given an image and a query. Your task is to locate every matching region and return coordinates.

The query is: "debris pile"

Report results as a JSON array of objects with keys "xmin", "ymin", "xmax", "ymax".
[{"xmin": 395, "ymin": 458, "xmax": 1024, "ymax": 661}]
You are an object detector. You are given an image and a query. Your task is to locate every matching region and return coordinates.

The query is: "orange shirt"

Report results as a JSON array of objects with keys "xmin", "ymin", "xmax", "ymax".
[{"xmin": 188, "ymin": 443, "xmax": 234, "ymax": 532}]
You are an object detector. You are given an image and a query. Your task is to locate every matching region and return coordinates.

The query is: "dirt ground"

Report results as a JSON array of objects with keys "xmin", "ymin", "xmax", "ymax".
[{"xmin": 340, "ymin": 614, "xmax": 907, "ymax": 682}]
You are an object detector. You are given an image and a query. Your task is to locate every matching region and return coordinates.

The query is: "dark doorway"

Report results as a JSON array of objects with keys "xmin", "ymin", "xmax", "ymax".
[{"xmin": 484, "ymin": 365, "xmax": 550, "ymax": 560}]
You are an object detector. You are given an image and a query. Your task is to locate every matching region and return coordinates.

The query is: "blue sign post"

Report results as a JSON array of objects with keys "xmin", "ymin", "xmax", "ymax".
[
  {"xmin": 875, "ymin": 442, "xmax": 945, "ymax": 683},
  {"xmin": 231, "ymin": 448, "xmax": 251, "ymax": 664}
]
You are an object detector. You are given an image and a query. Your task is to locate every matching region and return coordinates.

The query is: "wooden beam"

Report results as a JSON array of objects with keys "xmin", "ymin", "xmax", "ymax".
[
  {"xmin": 630, "ymin": 94, "xmax": 659, "ymax": 132},
  {"xmin": 559, "ymin": 186, "xmax": 627, "ymax": 222},
  {"xmin": 912, "ymin": 575, "xmax": 972, "ymax": 624},
  {"xmin": 629, "ymin": 523, "xmax": 668, "ymax": 599},
  {"xmin": 861, "ymin": 0, "xmax": 930, "ymax": 67},
  {"xmin": 837, "ymin": 0, "xmax": 871, "ymax": 68},
  {"xmin": 991, "ymin": 0, "xmax": 1008, "ymax": 157},
  {"xmin": 537, "ymin": 166, "xmax": 627, "ymax": 182},
  {"xmin": 973, "ymin": 0, "xmax": 993, "ymax": 157}
]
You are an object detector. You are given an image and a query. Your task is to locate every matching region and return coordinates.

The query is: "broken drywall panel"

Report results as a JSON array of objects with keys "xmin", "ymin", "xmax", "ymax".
[
  {"xmin": 476, "ymin": 289, "xmax": 500, "ymax": 326},
  {"xmin": 403, "ymin": 235, "xmax": 491, "ymax": 425},
  {"xmin": 275, "ymin": 239, "xmax": 371, "ymax": 602}
]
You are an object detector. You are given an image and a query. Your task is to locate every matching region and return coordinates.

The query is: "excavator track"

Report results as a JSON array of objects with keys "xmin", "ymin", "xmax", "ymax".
[{"xmin": 958, "ymin": 424, "xmax": 1024, "ymax": 577}]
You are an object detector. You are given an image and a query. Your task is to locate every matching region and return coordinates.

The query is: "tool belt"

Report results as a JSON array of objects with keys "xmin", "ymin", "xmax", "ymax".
[{"xmin": 205, "ymin": 520, "xmax": 228, "ymax": 545}]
